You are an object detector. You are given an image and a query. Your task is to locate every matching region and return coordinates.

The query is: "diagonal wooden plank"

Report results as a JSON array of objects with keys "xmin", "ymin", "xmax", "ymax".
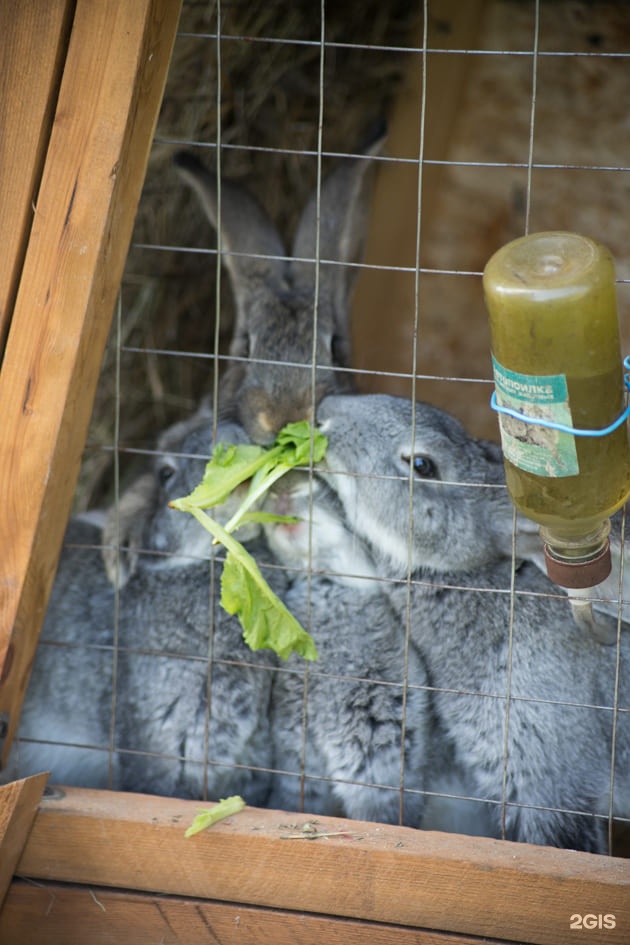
[
  {"xmin": 0, "ymin": 0, "xmax": 182, "ymax": 767},
  {"xmin": 0, "ymin": 0, "xmax": 75, "ymax": 357},
  {"xmin": 0, "ymin": 773, "xmax": 49, "ymax": 910}
]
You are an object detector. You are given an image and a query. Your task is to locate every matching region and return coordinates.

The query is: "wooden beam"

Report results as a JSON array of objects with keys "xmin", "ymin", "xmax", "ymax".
[
  {"xmin": 14, "ymin": 787, "xmax": 630, "ymax": 945},
  {"xmin": 0, "ymin": 774, "xmax": 49, "ymax": 910},
  {"xmin": 0, "ymin": 0, "xmax": 182, "ymax": 766},
  {"xmin": 1, "ymin": 880, "xmax": 508, "ymax": 945},
  {"xmin": 351, "ymin": 0, "xmax": 487, "ymax": 393},
  {"xmin": 0, "ymin": 0, "xmax": 74, "ymax": 357}
]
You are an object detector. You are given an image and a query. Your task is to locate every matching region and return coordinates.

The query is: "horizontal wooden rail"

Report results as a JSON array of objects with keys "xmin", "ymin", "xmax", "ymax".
[
  {"xmin": 1, "ymin": 880, "xmax": 511, "ymax": 945},
  {"xmin": 9, "ymin": 786, "xmax": 630, "ymax": 945}
]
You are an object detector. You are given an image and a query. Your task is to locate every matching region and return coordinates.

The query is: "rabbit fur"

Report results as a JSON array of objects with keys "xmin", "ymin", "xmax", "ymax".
[
  {"xmin": 13, "ymin": 135, "xmax": 384, "ymax": 797},
  {"xmin": 2, "ymin": 514, "xmax": 119, "ymax": 789},
  {"xmin": 102, "ymin": 137, "xmax": 383, "ymax": 589},
  {"xmin": 174, "ymin": 135, "xmax": 383, "ymax": 445},
  {"xmin": 316, "ymin": 393, "xmax": 629, "ymax": 853},
  {"xmin": 262, "ymin": 473, "xmax": 429, "ymax": 826},
  {"xmin": 4, "ymin": 412, "xmax": 285, "ymax": 806},
  {"xmin": 111, "ymin": 411, "xmax": 284, "ymax": 803}
]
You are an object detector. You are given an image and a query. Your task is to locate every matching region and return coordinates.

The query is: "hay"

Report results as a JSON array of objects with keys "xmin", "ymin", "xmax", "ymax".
[{"xmin": 77, "ymin": 0, "xmax": 416, "ymax": 509}]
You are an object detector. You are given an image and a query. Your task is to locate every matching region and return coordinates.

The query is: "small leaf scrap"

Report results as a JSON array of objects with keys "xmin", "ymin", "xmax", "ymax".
[{"xmin": 184, "ymin": 795, "xmax": 246, "ymax": 838}]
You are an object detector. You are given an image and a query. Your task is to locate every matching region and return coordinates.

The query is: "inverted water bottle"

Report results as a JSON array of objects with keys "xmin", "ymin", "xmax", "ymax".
[{"xmin": 483, "ymin": 231, "xmax": 630, "ymax": 599}]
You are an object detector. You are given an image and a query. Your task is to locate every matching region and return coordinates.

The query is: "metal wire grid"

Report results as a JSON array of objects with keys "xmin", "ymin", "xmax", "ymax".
[{"xmin": 12, "ymin": 0, "xmax": 630, "ymax": 853}]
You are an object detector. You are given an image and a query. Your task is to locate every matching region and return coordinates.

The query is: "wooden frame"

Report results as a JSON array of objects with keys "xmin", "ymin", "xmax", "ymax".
[
  {"xmin": 1, "ymin": 784, "xmax": 628, "ymax": 945},
  {"xmin": 0, "ymin": 0, "xmax": 182, "ymax": 765},
  {"xmin": 0, "ymin": 4, "xmax": 628, "ymax": 944},
  {"xmin": 352, "ymin": 0, "xmax": 487, "ymax": 393}
]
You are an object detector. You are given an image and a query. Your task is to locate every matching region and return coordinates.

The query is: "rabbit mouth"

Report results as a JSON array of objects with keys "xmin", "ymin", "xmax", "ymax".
[{"xmin": 272, "ymin": 491, "xmax": 296, "ymax": 518}]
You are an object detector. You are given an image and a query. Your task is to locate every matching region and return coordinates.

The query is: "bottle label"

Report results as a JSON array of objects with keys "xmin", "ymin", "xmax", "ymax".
[{"xmin": 491, "ymin": 356, "xmax": 579, "ymax": 478}]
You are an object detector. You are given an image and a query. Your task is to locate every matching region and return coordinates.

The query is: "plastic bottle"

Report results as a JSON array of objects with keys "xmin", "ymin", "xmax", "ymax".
[{"xmin": 483, "ymin": 231, "xmax": 630, "ymax": 591}]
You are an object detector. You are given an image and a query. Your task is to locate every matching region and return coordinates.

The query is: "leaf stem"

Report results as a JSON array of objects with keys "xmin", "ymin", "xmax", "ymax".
[{"xmin": 222, "ymin": 461, "xmax": 291, "ymax": 535}]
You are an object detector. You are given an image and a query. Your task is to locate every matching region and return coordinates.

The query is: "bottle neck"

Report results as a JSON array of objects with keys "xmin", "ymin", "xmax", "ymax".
[{"xmin": 540, "ymin": 520, "xmax": 612, "ymax": 589}]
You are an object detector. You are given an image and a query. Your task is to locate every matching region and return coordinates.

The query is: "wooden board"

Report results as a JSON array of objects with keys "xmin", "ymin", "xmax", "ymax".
[
  {"xmin": 0, "ymin": 0, "xmax": 182, "ymax": 767},
  {"xmin": 351, "ymin": 0, "xmax": 487, "ymax": 394},
  {"xmin": 13, "ymin": 786, "xmax": 630, "ymax": 945},
  {"xmin": 0, "ymin": 0, "xmax": 74, "ymax": 356},
  {"xmin": 0, "ymin": 880, "xmax": 513, "ymax": 945},
  {"xmin": 0, "ymin": 773, "xmax": 49, "ymax": 909}
]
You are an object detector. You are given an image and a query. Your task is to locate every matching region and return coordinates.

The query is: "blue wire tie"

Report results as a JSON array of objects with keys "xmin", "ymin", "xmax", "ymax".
[{"xmin": 490, "ymin": 355, "xmax": 630, "ymax": 438}]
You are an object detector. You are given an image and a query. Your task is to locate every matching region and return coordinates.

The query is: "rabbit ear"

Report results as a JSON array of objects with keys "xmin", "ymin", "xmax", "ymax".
[
  {"xmin": 173, "ymin": 151, "xmax": 287, "ymax": 357},
  {"xmin": 290, "ymin": 129, "xmax": 386, "ymax": 365},
  {"xmin": 102, "ymin": 473, "xmax": 157, "ymax": 589}
]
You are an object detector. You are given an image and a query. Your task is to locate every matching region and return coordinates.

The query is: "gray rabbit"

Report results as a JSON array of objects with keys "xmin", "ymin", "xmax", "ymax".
[
  {"xmin": 2, "ymin": 514, "xmax": 118, "ymax": 789},
  {"xmin": 316, "ymin": 393, "xmax": 629, "ymax": 853},
  {"xmin": 4, "ymin": 411, "xmax": 285, "ymax": 806},
  {"xmin": 112, "ymin": 410, "xmax": 285, "ymax": 803},
  {"xmin": 103, "ymin": 137, "xmax": 383, "ymax": 588},
  {"xmin": 174, "ymin": 133, "xmax": 383, "ymax": 445},
  {"xmin": 262, "ymin": 473, "xmax": 429, "ymax": 826}
]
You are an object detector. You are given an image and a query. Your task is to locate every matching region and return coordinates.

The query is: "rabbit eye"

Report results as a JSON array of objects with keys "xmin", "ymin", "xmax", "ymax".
[
  {"xmin": 404, "ymin": 454, "xmax": 438, "ymax": 479},
  {"xmin": 158, "ymin": 462, "xmax": 176, "ymax": 486},
  {"xmin": 331, "ymin": 331, "xmax": 349, "ymax": 367}
]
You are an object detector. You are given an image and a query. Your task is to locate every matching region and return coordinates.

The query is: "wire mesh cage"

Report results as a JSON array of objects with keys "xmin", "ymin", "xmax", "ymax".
[{"xmin": 4, "ymin": 0, "xmax": 630, "ymax": 869}]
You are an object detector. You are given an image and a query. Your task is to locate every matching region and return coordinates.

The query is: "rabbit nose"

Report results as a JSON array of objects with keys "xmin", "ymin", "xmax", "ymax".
[
  {"xmin": 254, "ymin": 406, "xmax": 315, "ymax": 443},
  {"xmin": 255, "ymin": 408, "xmax": 276, "ymax": 438},
  {"xmin": 316, "ymin": 416, "xmax": 331, "ymax": 433},
  {"xmin": 314, "ymin": 394, "xmax": 341, "ymax": 428}
]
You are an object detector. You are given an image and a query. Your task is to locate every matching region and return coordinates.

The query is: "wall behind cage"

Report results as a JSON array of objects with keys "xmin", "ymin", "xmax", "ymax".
[{"xmin": 353, "ymin": 0, "xmax": 630, "ymax": 438}]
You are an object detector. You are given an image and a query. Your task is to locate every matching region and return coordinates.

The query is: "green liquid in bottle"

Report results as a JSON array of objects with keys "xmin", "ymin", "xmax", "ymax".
[
  {"xmin": 503, "ymin": 368, "xmax": 630, "ymax": 535},
  {"xmin": 484, "ymin": 231, "xmax": 630, "ymax": 585}
]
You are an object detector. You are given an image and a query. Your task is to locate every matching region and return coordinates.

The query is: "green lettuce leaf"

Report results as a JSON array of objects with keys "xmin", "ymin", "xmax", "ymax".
[
  {"xmin": 172, "ymin": 442, "xmax": 268, "ymax": 511},
  {"xmin": 222, "ymin": 549, "xmax": 318, "ymax": 661},
  {"xmin": 275, "ymin": 420, "xmax": 328, "ymax": 465},
  {"xmin": 170, "ymin": 421, "xmax": 326, "ymax": 662}
]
